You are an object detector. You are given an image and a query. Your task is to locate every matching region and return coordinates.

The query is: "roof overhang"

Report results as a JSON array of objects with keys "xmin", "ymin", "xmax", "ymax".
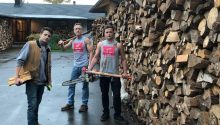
[
  {"xmin": 90, "ymin": 0, "xmax": 121, "ymax": 13},
  {"xmin": 0, "ymin": 13, "xmax": 88, "ymax": 19},
  {"xmin": 0, "ymin": 3, "xmax": 104, "ymax": 20},
  {"xmin": 89, "ymin": 0, "xmax": 107, "ymax": 13}
]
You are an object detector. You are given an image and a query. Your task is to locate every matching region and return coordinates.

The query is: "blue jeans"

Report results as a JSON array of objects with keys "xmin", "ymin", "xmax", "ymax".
[
  {"xmin": 26, "ymin": 82, "xmax": 45, "ymax": 125},
  {"xmin": 67, "ymin": 66, "xmax": 89, "ymax": 105}
]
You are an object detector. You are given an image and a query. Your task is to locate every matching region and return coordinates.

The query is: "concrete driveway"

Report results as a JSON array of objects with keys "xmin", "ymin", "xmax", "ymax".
[{"xmin": 0, "ymin": 49, "xmax": 137, "ymax": 125}]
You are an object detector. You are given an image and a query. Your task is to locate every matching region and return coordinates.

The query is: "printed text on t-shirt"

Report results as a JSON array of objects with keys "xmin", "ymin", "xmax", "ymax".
[
  {"xmin": 73, "ymin": 42, "xmax": 83, "ymax": 53},
  {"xmin": 103, "ymin": 46, "xmax": 115, "ymax": 56}
]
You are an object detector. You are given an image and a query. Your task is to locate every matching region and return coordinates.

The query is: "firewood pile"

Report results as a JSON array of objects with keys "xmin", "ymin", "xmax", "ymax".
[
  {"xmin": 0, "ymin": 19, "xmax": 13, "ymax": 51},
  {"xmin": 92, "ymin": 0, "xmax": 220, "ymax": 124}
]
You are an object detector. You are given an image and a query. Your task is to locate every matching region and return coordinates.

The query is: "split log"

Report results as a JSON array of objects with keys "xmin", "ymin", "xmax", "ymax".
[
  {"xmin": 173, "ymin": 68, "xmax": 184, "ymax": 84},
  {"xmin": 176, "ymin": 0, "xmax": 185, "ymax": 6},
  {"xmin": 185, "ymin": 0, "xmax": 202, "ymax": 11},
  {"xmin": 190, "ymin": 108, "xmax": 201, "ymax": 119},
  {"xmin": 203, "ymin": 36, "xmax": 214, "ymax": 50},
  {"xmin": 171, "ymin": 10, "xmax": 182, "ymax": 21},
  {"xmin": 210, "ymin": 105, "xmax": 220, "ymax": 124},
  {"xmin": 214, "ymin": 0, "xmax": 220, "ymax": 8},
  {"xmin": 171, "ymin": 21, "xmax": 180, "ymax": 31},
  {"xmin": 209, "ymin": 112, "xmax": 218, "ymax": 125},
  {"xmin": 200, "ymin": 90, "xmax": 219, "ymax": 111},
  {"xmin": 198, "ymin": 18, "xmax": 209, "ymax": 37},
  {"xmin": 184, "ymin": 96, "xmax": 201, "ymax": 107},
  {"xmin": 211, "ymin": 85, "xmax": 220, "ymax": 96},
  {"xmin": 190, "ymin": 30, "xmax": 201, "ymax": 43},
  {"xmin": 164, "ymin": 44, "xmax": 177, "ymax": 62},
  {"xmin": 176, "ymin": 54, "xmax": 188, "ymax": 63},
  {"xmin": 180, "ymin": 112, "xmax": 187, "ymax": 124},
  {"xmin": 186, "ymin": 69, "xmax": 200, "ymax": 82},
  {"xmin": 197, "ymin": 49, "xmax": 211, "ymax": 59},
  {"xmin": 207, "ymin": 62, "xmax": 220, "ymax": 76},
  {"xmin": 175, "ymin": 86, "xmax": 183, "ymax": 96},
  {"xmin": 183, "ymin": 83, "xmax": 203, "ymax": 97},
  {"xmin": 207, "ymin": 7, "xmax": 218, "ymax": 29},
  {"xmin": 196, "ymin": 70, "xmax": 214, "ymax": 84},
  {"xmin": 196, "ymin": 1, "xmax": 213, "ymax": 15},
  {"xmin": 198, "ymin": 112, "xmax": 209, "ymax": 125},
  {"xmin": 188, "ymin": 54, "xmax": 210, "ymax": 69},
  {"xmin": 142, "ymin": 37, "xmax": 153, "ymax": 47},
  {"xmin": 166, "ymin": 31, "xmax": 180, "ymax": 43},
  {"xmin": 154, "ymin": 75, "xmax": 162, "ymax": 86},
  {"xmin": 133, "ymin": 69, "xmax": 148, "ymax": 82},
  {"xmin": 154, "ymin": 19, "xmax": 166, "ymax": 31},
  {"xmin": 217, "ymin": 78, "xmax": 220, "ymax": 87}
]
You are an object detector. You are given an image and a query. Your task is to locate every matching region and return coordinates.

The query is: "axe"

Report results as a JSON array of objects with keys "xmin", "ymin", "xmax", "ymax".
[
  {"xmin": 61, "ymin": 71, "xmax": 131, "ymax": 86},
  {"xmin": 86, "ymin": 71, "xmax": 132, "ymax": 80},
  {"xmin": 58, "ymin": 30, "xmax": 92, "ymax": 46}
]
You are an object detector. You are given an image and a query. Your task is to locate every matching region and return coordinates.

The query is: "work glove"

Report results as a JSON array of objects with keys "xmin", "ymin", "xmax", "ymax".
[{"xmin": 46, "ymin": 84, "xmax": 52, "ymax": 91}]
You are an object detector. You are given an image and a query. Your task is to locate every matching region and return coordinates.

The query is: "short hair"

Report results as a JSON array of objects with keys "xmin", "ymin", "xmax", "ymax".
[
  {"xmin": 73, "ymin": 23, "xmax": 82, "ymax": 30},
  {"xmin": 40, "ymin": 27, "xmax": 53, "ymax": 35},
  {"xmin": 104, "ymin": 25, "xmax": 114, "ymax": 30},
  {"xmin": 74, "ymin": 23, "xmax": 82, "ymax": 27}
]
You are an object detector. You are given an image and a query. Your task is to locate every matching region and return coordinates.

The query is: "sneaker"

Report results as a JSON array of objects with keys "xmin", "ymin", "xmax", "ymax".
[
  {"xmin": 100, "ymin": 113, "xmax": 109, "ymax": 121},
  {"xmin": 61, "ymin": 104, "xmax": 74, "ymax": 111},
  {"xmin": 79, "ymin": 105, "xmax": 88, "ymax": 112},
  {"xmin": 114, "ymin": 116, "xmax": 128, "ymax": 124}
]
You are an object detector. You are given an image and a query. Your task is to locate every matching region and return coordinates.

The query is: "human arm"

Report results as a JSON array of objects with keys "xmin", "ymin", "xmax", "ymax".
[
  {"xmin": 15, "ymin": 43, "xmax": 30, "ymax": 84},
  {"xmin": 85, "ymin": 38, "xmax": 94, "ymax": 65},
  {"xmin": 118, "ymin": 42, "xmax": 128, "ymax": 78},
  {"xmin": 88, "ymin": 42, "xmax": 101, "ymax": 71},
  {"xmin": 58, "ymin": 39, "xmax": 72, "ymax": 50}
]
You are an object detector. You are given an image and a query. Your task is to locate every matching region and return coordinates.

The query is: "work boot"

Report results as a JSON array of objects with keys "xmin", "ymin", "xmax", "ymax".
[
  {"xmin": 100, "ymin": 113, "xmax": 110, "ymax": 121},
  {"xmin": 79, "ymin": 105, "xmax": 88, "ymax": 112},
  {"xmin": 61, "ymin": 104, "xmax": 74, "ymax": 111},
  {"xmin": 114, "ymin": 115, "xmax": 129, "ymax": 124}
]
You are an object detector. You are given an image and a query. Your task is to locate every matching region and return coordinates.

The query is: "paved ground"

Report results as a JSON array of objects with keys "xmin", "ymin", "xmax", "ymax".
[{"xmin": 0, "ymin": 48, "xmax": 137, "ymax": 125}]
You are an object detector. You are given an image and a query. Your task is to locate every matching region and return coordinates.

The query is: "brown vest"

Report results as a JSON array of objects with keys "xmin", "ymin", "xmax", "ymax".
[{"xmin": 20, "ymin": 40, "xmax": 51, "ymax": 84}]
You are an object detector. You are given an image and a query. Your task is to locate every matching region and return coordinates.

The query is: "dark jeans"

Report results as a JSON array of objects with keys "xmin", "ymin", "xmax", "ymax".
[
  {"xmin": 100, "ymin": 77, "xmax": 121, "ymax": 117},
  {"xmin": 26, "ymin": 83, "xmax": 45, "ymax": 125}
]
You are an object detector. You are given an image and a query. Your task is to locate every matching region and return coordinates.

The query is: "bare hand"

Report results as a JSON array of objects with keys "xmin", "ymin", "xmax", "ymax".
[
  {"xmin": 122, "ymin": 73, "xmax": 131, "ymax": 80},
  {"xmin": 15, "ymin": 77, "xmax": 24, "ymax": 86},
  {"xmin": 58, "ymin": 40, "xmax": 63, "ymax": 45}
]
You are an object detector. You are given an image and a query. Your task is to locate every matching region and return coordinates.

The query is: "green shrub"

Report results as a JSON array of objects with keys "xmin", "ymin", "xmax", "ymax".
[
  {"xmin": 27, "ymin": 33, "xmax": 64, "ymax": 50},
  {"xmin": 26, "ymin": 33, "xmax": 40, "ymax": 41},
  {"xmin": 48, "ymin": 34, "xmax": 61, "ymax": 50}
]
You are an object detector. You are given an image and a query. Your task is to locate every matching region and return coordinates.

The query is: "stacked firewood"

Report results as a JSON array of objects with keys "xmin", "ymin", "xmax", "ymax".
[
  {"xmin": 92, "ymin": 0, "xmax": 220, "ymax": 124},
  {"xmin": 0, "ymin": 19, "xmax": 13, "ymax": 51}
]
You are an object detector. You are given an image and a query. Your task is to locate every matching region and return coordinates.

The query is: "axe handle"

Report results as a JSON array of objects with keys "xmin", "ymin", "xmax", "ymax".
[
  {"xmin": 86, "ymin": 71, "xmax": 122, "ymax": 78},
  {"xmin": 65, "ymin": 30, "xmax": 91, "ymax": 42},
  {"xmin": 57, "ymin": 30, "xmax": 92, "ymax": 47}
]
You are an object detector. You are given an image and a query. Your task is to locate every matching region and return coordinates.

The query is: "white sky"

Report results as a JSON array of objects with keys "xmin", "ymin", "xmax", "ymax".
[{"xmin": 0, "ymin": 0, "xmax": 99, "ymax": 5}]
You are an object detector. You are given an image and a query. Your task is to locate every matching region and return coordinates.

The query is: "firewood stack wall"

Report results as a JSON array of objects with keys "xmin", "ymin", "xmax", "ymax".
[
  {"xmin": 92, "ymin": 0, "xmax": 220, "ymax": 124},
  {"xmin": 0, "ymin": 19, "xmax": 13, "ymax": 51}
]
